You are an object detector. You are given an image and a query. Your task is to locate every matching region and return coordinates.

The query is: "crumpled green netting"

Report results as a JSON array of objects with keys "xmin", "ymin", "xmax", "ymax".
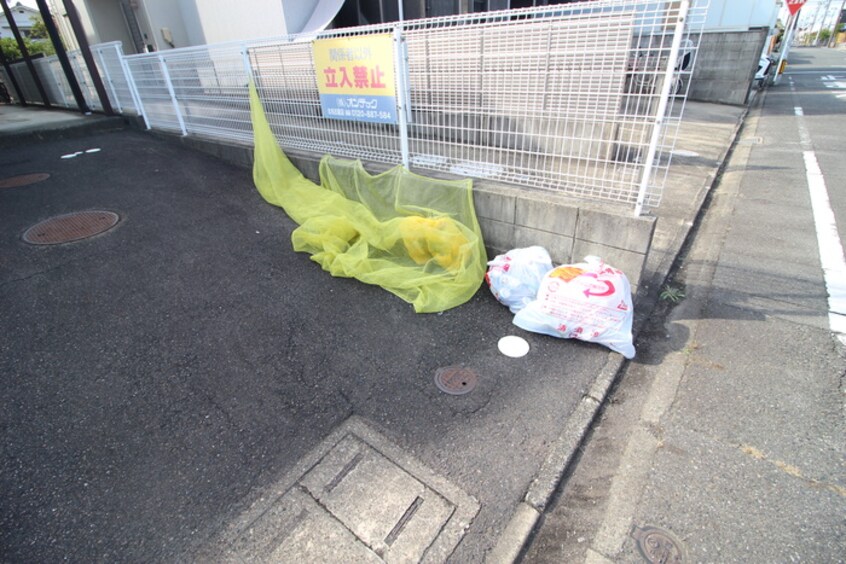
[{"xmin": 249, "ymin": 83, "xmax": 487, "ymax": 313}]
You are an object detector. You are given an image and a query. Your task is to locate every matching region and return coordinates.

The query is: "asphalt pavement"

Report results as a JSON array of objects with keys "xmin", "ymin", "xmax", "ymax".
[
  {"xmin": 524, "ymin": 46, "xmax": 846, "ymax": 564},
  {"xmin": 1, "ymin": 82, "xmax": 744, "ymax": 560}
]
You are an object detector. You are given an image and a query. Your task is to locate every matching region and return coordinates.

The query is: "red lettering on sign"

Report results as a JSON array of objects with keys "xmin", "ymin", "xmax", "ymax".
[
  {"xmin": 323, "ymin": 67, "xmax": 338, "ymax": 88},
  {"xmin": 339, "ymin": 66, "xmax": 353, "ymax": 88},
  {"xmin": 353, "ymin": 66, "xmax": 369, "ymax": 88},
  {"xmin": 370, "ymin": 65, "xmax": 387, "ymax": 89}
]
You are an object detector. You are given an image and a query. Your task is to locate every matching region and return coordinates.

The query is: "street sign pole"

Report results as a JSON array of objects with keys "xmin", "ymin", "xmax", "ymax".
[{"xmin": 774, "ymin": 3, "xmax": 805, "ymax": 85}]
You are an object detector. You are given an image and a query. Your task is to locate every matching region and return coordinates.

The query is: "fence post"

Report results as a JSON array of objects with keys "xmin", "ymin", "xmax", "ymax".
[
  {"xmin": 393, "ymin": 25, "xmax": 410, "ymax": 169},
  {"xmin": 32, "ymin": 60, "xmax": 54, "ymax": 106},
  {"xmin": 45, "ymin": 60, "xmax": 68, "ymax": 108},
  {"xmin": 159, "ymin": 54, "xmax": 187, "ymax": 136},
  {"xmin": 69, "ymin": 52, "xmax": 96, "ymax": 111},
  {"xmin": 633, "ymin": 0, "xmax": 690, "ymax": 217},
  {"xmin": 95, "ymin": 47, "xmax": 122, "ymax": 114},
  {"xmin": 119, "ymin": 48, "xmax": 150, "ymax": 130},
  {"xmin": 240, "ymin": 43, "xmax": 253, "ymax": 84}
]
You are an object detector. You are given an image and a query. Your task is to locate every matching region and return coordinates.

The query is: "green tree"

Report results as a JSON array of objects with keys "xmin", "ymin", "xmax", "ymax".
[
  {"xmin": 0, "ymin": 16, "xmax": 56, "ymax": 60},
  {"xmin": 0, "ymin": 37, "xmax": 25, "ymax": 60},
  {"xmin": 29, "ymin": 15, "xmax": 50, "ymax": 41},
  {"xmin": 817, "ymin": 28, "xmax": 832, "ymax": 43}
]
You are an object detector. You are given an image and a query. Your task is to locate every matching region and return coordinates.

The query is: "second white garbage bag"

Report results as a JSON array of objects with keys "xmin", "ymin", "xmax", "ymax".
[
  {"xmin": 513, "ymin": 256, "xmax": 636, "ymax": 359},
  {"xmin": 486, "ymin": 246, "xmax": 554, "ymax": 314}
]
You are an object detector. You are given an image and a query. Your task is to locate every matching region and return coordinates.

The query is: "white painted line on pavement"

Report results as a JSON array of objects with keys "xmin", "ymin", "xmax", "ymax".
[
  {"xmin": 795, "ymin": 105, "xmax": 846, "ymax": 343},
  {"xmin": 794, "ymin": 107, "xmax": 812, "ymax": 145},
  {"xmin": 786, "ymin": 70, "xmax": 844, "ymax": 75},
  {"xmin": 803, "ymin": 152, "xmax": 846, "ymax": 315}
]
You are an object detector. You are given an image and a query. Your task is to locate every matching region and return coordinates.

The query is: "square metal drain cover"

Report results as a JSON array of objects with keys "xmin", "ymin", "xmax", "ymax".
[{"xmin": 197, "ymin": 417, "xmax": 479, "ymax": 563}]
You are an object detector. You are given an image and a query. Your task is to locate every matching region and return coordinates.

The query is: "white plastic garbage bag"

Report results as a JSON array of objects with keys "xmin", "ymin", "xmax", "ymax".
[
  {"xmin": 486, "ymin": 246, "xmax": 554, "ymax": 314},
  {"xmin": 512, "ymin": 256, "xmax": 635, "ymax": 358}
]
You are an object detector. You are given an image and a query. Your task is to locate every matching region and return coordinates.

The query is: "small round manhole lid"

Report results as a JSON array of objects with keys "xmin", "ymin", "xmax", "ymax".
[
  {"xmin": 0, "ymin": 173, "xmax": 50, "ymax": 189},
  {"xmin": 23, "ymin": 210, "xmax": 120, "ymax": 245},
  {"xmin": 632, "ymin": 525, "xmax": 687, "ymax": 564},
  {"xmin": 434, "ymin": 366, "xmax": 478, "ymax": 395}
]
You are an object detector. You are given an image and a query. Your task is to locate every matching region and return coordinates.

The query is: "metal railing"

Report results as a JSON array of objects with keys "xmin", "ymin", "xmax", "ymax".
[{"xmin": 1, "ymin": 0, "xmax": 708, "ymax": 214}]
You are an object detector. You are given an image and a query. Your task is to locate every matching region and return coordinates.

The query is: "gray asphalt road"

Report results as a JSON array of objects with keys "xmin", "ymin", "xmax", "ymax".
[
  {"xmin": 0, "ymin": 126, "xmax": 611, "ymax": 561},
  {"xmin": 523, "ymin": 47, "xmax": 846, "ymax": 563}
]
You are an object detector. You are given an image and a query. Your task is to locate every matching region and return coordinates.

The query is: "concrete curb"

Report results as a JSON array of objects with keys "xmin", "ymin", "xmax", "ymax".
[
  {"xmin": 486, "ymin": 98, "xmax": 753, "ymax": 563},
  {"xmin": 645, "ymin": 103, "xmax": 752, "ymax": 303}
]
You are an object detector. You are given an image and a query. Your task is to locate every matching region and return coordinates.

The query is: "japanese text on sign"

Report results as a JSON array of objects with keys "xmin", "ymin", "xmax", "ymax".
[{"xmin": 313, "ymin": 34, "xmax": 397, "ymax": 124}]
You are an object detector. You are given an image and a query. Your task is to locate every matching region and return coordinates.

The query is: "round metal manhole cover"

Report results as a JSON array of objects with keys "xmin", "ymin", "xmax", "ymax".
[
  {"xmin": 632, "ymin": 525, "xmax": 688, "ymax": 564},
  {"xmin": 23, "ymin": 210, "xmax": 120, "ymax": 245},
  {"xmin": 434, "ymin": 366, "xmax": 478, "ymax": 395},
  {"xmin": 0, "ymin": 173, "xmax": 51, "ymax": 189}
]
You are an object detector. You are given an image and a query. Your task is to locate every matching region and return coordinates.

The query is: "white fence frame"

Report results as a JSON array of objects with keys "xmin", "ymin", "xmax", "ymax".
[{"xmin": 0, "ymin": 0, "xmax": 708, "ymax": 215}]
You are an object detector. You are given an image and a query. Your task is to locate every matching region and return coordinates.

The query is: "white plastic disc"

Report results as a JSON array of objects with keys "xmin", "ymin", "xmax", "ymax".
[{"xmin": 498, "ymin": 335, "xmax": 530, "ymax": 358}]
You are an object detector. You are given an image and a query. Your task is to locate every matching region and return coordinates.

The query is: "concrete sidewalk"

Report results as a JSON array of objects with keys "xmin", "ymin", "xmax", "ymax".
[
  {"xmin": 524, "ymin": 50, "xmax": 846, "ymax": 563},
  {"xmin": 0, "ymin": 98, "xmax": 743, "ymax": 562},
  {"xmin": 0, "ymin": 103, "xmax": 125, "ymax": 148}
]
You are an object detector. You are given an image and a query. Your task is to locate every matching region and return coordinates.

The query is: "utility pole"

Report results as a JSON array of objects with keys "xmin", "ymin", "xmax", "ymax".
[
  {"xmin": 811, "ymin": 0, "xmax": 835, "ymax": 45},
  {"xmin": 774, "ymin": 11, "xmax": 801, "ymax": 84}
]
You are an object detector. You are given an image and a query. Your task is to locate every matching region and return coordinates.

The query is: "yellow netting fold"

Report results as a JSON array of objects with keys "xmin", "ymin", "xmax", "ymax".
[{"xmin": 249, "ymin": 83, "xmax": 487, "ymax": 313}]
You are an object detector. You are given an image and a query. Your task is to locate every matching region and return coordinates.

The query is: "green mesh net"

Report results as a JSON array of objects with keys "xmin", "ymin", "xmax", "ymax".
[{"xmin": 250, "ymin": 83, "xmax": 487, "ymax": 313}]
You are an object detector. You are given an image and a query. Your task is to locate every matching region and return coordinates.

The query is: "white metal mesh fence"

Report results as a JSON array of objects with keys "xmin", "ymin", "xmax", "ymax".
[
  {"xmin": 45, "ymin": 57, "xmax": 79, "ymax": 108},
  {"xmin": 3, "ymin": 0, "xmax": 707, "ymax": 214},
  {"xmin": 8, "ymin": 61, "xmax": 44, "ymax": 105},
  {"xmin": 123, "ymin": 55, "xmax": 184, "ymax": 133},
  {"xmin": 245, "ymin": 0, "xmax": 708, "ymax": 212},
  {"xmin": 90, "ymin": 42, "xmax": 139, "ymax": 115},
  {"xmin": 72, "ymin": 51, "xmax": 104, "ymax": 111},
  {"xmin": 402, "ymin": 10, "xmax": 635, "ymax": 202},
  {"xmin": 5, "ymin": 49, "xmax": 105, "ymax": 110}
]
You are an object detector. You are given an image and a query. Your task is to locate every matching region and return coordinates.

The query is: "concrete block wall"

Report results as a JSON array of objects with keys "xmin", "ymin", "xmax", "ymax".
[
  {"xmin": 471, "ymin": 182, "xmax": 655, "ymax": 294},
  {"xmin": 159, "ymin": 133, "xmax": 656, "ymax": 295},
  {"xmin": 688, "ymin": 28, "xmax": 769, "ymax": 106}
]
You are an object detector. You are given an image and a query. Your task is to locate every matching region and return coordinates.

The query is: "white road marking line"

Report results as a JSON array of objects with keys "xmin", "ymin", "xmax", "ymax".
[{"xmin": 795, "ymin": 105, "xmax": 846, "ymax": 343}]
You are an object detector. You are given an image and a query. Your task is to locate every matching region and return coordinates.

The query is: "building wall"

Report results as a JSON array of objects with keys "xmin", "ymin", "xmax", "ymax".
[
  {"xmin": 86, "ymin": 0, "xmax": 134, "ymax": 49},
  {"xmin": 179, "ymin": 0, "xmax": 287, "ymax": 45},
  {"xmin": 1, "ymin": 3, "xmax": 39, "ymax": 39},
  {"xmin": 281, "ymin": 0, "xmax": 319, "ymax": 35},
  {"xmin": 45, "ymin": 0, "xmax": 79, "ymax": 50},
  {"xmin": 701, "ymin": 0, "xmax": 781, "ymax": 32},
  {"xmin": 688, "ymin": 28, "xmax": 769, "ymax": 106},
  {"xmin": 134, "ymin": 0, "xmax": 190, "ymax": 50}
]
